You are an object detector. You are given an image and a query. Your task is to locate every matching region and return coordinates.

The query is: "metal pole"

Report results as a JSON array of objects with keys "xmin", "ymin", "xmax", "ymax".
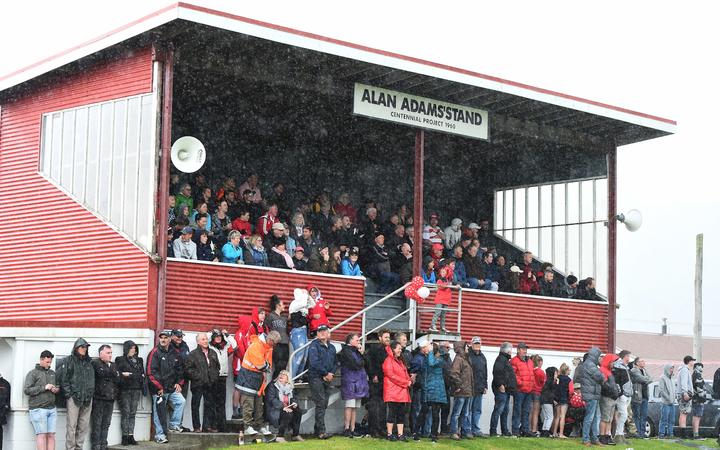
[
  {"xmin": 694, "ymin": 233, "xmax": 704, "ymax": 361},
  {"xmin": 412, "ymin": 129, "xmax": 425, "ymax": 278},
  {"xmin": 606, "ymin": 145, "xmax": 617, "ymax": 353}
]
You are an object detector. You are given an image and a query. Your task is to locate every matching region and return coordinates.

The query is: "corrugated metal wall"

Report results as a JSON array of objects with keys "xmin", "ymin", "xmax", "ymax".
[
  {"xmin": 165, "ymin": 259, "xmax": 366, "ymax": 335},
  {"xmin": 0, "ymin": 47, "xmax": 155, "ymax": 327},
  {"xmin": 418, "ymin": 290, "xmax": 608, "ymax": 352}
]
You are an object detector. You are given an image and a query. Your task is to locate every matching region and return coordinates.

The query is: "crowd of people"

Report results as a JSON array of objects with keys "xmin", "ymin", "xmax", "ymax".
[
  {"xmin": 15, "ymin": 282, "xmax": 720, "ymax": 449},
  {"xmin": 168, "ymin": 173, "xmax": 599, "ymax": 300}
]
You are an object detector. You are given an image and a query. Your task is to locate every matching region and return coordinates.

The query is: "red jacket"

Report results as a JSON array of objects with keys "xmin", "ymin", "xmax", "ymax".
[
  {"xmin": 434, "ymin": 279, "xmax": 452, "ymax": 305},
  {"xmin": 519, "ymin": 262, "xmax": 539, "ymax": 294},
  {"xmin": 231, "ymin": 217, "xmax": 252, "ymax": 236},
  {"xmin": 333, "ymin": 203, "xmax": 357, "ymax": 224},
  {"xmin": 256, "ymin": 213, "xmax": 278, "ymax": 236},
  {"xmin": 382, "ymin": 346, "xmax": 411, "ymax": 403},
  {"xmin": 533, "ymin": 367, "xmax": 546, "ymax": 395},
  {"xmin": 511, "ymin": 355, "xmax": 535, "ymax": 393},
  {"xmin": 307, "ymin": 285, "xmax": 332, "ymax": 332},
  {"xmin": 233, "ymin": 308, "xmax": 270, "ymax": 375}
]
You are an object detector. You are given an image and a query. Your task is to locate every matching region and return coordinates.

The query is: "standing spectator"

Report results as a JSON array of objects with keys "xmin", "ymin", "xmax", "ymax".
[
  {"xmin": 383, "ymin": 341, "xmax": 412, "ymax": 441},
  {"xmin": 630, "ymin": 357, "xmax": 652, "ymax": 439},
  {"xmin": 443, "ymin": 218, "xmax": 463, "ymax": 251},
  {"xmin": 176, "ymin": 184, "xmax": 193, "ymax": 213},
  {"xmin": 657, "ymin": 364, "xmax": 676, "ymax": 439},
  {"xmin": 367, "ymin": 330, "xmax": 391, "ymax": 438},
  {"xmin": 307, "ymin": 286, "xmax": 332, "ymax": 338},
  {"xmin": 429, "ymin": 264, "xmax": 452, "ymax": 332},
  {"xmin": 267, "ymin": 295, "xmax": 290, "ymax": 379},
  {"xmin": 612, "ymin": 350, "xmax": 633, "ymax": 444},
  {"xmin": 422, "ymin": 213, "xmax": 444, "ymax": 246},
  {"xmin": 338, "ymin": 333, "xmax": 369, "ymax": 438},
  {"xmin": 468, "ymin": 336, "xmax": 488, "ymax": 437},
  {"xmin": 519, "ymin": 251, "xmax": 539, "ymax": 294},
  {"xmin": 173, "ymin": 226, "xmax": 197, "ymax": 260},
  {"xmin": 208, "ymin": 329, "xmax": 235, "ymax": 432},
  {"xmin": 530, "ymin": 354, "xmax": 545, "ymax": 437},
  {"xmin": 90, "ymin": 345, "xmax": 119, "ymax": 450},
  {"xmin": 677, "ymin": 355, "xmax": 695, "ymax": 433},
  {"xmin": 231, "ymin": 210, "xmax": 253, "ymax": 236},
  {"xmin": 598, "ymin": 353, "xmax": 620, "ymax": 445},
  {"xmin": 510, "ymin": 342, "xmax": 534, "ymax": 436},
  {"xmin": 221, "ymin": 231, "xmax": 245, "ymax": 264},
  {"xmin": 490, "ymin": 342, "xmax": 516, "ymax": 437},
  {"xmin": 147, "ymin": 330, "xmax": 186, "ymax": 443},
  {"xmin": 307, "ymin": 325, "xmax": 337, "ymax": 439},
  {"xmin": 292, "ymin": 247, "xmax": 307, "ymax": 271},
  {"xmin": 248, "ymin": 235, "xmax": 268, "ymax": 267},
  {"xmin": 186, "ymin": 333, "xmax": 220, "ymax": 433},
  {"xmin": 579, "ymin": 347, "xmax": 605, "ymax": 446},
  {"xmin": 24, "ymin": 350, "xmax": 59, "ymax": 450},
  {"xmin": 415, "ymin": 341, "xmax": 447, "ymax": 443},
  {"xmin": 236, "ymin": 331, "xmax": 280, "ymax": 437},
  {"xmin": 257, "ymin": 204, "xmax": 279, "ymax": 237},
  {"xmin": 59, "ymin": 338, "xmax": 94, "ymax": 450},
  {"xmin": 540, "ymin": 366, "xmax": 558, "ymax": 437},
  {"xmin": 340, "ymin": 248, "xmax": 363, "ymax": 277},
  {"xmin": 288, "ymin": 289, "xmax": 313, "ymax": 379},
  {"xmin": 449, "ymin": 341, "xmax": 473, "ymax": 440},
  {"xmin": 691, "ymin": 362, "xmax": 710, "ymax": 439},
  {"xmin": 238, "ymin": 174, "xmax": 263, "ymax": 204},
  {"xmin": 334, "ymin": 193, "xmax": 357, "ymax": 225},
  {"xmin": 552, "ymin": 363, "xmax": 572, "ymax": 439},
  {"xmin": 264, "ymin": 370, "xmax": 303, "ymax": 442},
  {"xmin": 115, "ymin": 341, "xmax": 145, "ymax": 446}
]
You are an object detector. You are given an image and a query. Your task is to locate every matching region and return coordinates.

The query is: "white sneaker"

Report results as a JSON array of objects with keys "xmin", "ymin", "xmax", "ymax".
[
  {"xmin": 260, "ymin": 426, "xmax": 272, "ymax": 435},
  {"xmin": 275, "ymin": 437, "xmax": 287, "ymax": 443},
  {"xmin": 244, "ymin": 426, "xmax": 258, "ymax": 435}
]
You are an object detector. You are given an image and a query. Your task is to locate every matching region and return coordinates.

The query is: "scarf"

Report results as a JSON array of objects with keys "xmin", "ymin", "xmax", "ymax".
[
  {"xmin": 275, "ymin": 381, "xmax": 294, "ymax": 407},
  {"xmin": 272, "ymin": 247, "xmax": 294, "ymax": 269}
]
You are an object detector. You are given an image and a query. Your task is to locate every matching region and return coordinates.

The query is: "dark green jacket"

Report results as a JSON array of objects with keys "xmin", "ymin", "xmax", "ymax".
[
  {"xmin": 59, "ymin": 338, "xmax": 95, "ymax": 404},
  {"xmin": 24, "ymin": 364, "xmax": 57, "ymax": 409}
]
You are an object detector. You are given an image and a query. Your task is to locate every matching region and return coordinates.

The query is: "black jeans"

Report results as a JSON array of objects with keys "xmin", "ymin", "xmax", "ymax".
[
  {"xmin": 191, "ymin": 385, "xmax": 214, "ymax": 430},
  {"xmin": 368, "ymin": 381, "xmax": 387, "ymax": 435},
  {"xmin": 414, "ymin": 402, "xmax": 442, "ymax": 438},
  {"xmin": 309, "ymin": 377, "xmax": 331, "ymax": 435},
  {"xmin": 278, "ymin": 408, "xmax": 302, "ymax": 436},
  {"xmin": 272, "ymin": 344, "xmax": 289, "ymax": 379},
  {"xmin": 213, "ymin": 376, "xmax": 228, "ymax": 431},
  {"xmin": 119, "ymin": 389, "xmax": 142, "ymax": 436},
  {"xmin": 90, "ymin": 398, "xmax": 114, "ymax": 450}
]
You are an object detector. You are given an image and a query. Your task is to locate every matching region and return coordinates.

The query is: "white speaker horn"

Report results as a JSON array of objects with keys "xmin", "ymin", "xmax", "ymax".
[
  {"xmin": 171, "ymin": 136, "xmax": 206, "ymax": 173},
  {"xmin": 617, "ymin": 209, "xmax": 642, "ymax": 232}
]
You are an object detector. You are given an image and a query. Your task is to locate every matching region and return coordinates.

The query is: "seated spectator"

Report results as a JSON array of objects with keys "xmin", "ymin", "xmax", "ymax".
[
  {"xmin": 477, "ymin": 219, "xmax": 493, "ymax": 248},
  {"xmin": 430, "ymin": 243, "xmax": 444, "ymax": 268},
  {"xmin": 504, "ymin": 265, "xmax": 522, "ymax": 293},
  {"xmin": 176, "ymin": 204, "xmax": 190, "ymax": 224},
  {"xmin": 268, "ymin": 241, "xmax": 295, "ymax": 270},
  {"xmin": 298, "ymin": 226, "xmax": 321, "ymax": 258},
  {"xmin": 443, "ymin": 218, "xmax": 463, "ymax": 252},
  {"xmin": 396, "ymin": 203, "xmax": 413, "ymax": 227},
  {"xmin": 331, "ymin": 247, "xmax": 343, "ymax": 273},
  {"xmin": 308, "ymin": 245, "xmax": 337, "ymax": 274},
  {"xmin": 539, "ymin": 271, "xmax": 560, "ymax": 297},
  {"xmin": 338, "ymin": 333, "xmax": 369, "ymax": 438},
  {"xmin": 257, "ymin": 204, "xmax": 280, "ymax": 237},
  {"xmin": 248, "ymin": 235, "xmax": 269, "ymax": 267},
  {"xmin": 341, "ymin": 215, "xmax": 361, "ymax": 250},
  {"xmin": 496, "ymin": 255, "xmax": 509, "ymax": 291},
  {"xmin": 215, "ymin": 177, "xmax": 236, "ymax": 202},
  {"xmin": 481, "ymin": 252, "xmax": 500, "ymax": 291},
  {"xmin": 341, "ymin": 248, "xmax": 363, "ymax": 277},
  {"xmin": 405, "ymin": 226, "xmax": 416, "ymax": 249},
  {"xmin": 386, "ymin": 223, "xmax": 408, "ymax": 255},
  {"xmin": 394, "ymin": 243, "xmax": 414, "ymax": 285},
  {"xmin": 238, "ymin": 174, "xmax": 263, "ymax": 204},
  {"xmin": 197, "ymin": 230, "xmax": 217, "ymax": 262},
  {"xmin": 576, "ymin": 278, "xmax": 597, "ymax": 300},
  {"xmin": 222, "ymin": 231, "xmax": 244, "ymax": 264},
  {"xmin": 312, "ymin": 202, "xmax": 335, "ymax": 239},
  {"xmin": 191, "ymin": 202, "xmax": 213, "ymax": 232},
  {"xmin": 168, "ymin": 195, "xmax": 176, "ymax": 223},
  {"xmin": 382, "ymin": 214, "xmax": 401, "ymax": 239},
  {"xmin": 334, "ymin": 193, "xmax": 357, "ymax": 225},
  {"xmin": 176, "ymin": 183, "xmax": 193, "ymax": 213},
  {"xmin": 240, "ymin": 189, "xmax": 263, "ymax": 225},
  {"xmin": 422, "ymin": 213, "xmax": 444, "ymax": 246},
  {"xmin": 325, "ymin": 217, "xmax": 345, "ymax": 250},
  {"xmin": 225, "ymin": 190, "xmax": 242, "ymax": 219},
  {"xmin": 561, "ymin": 275, "xmax": 578, "ymax": 299},
  {"xmin": 195, "ymin": 186, "xmax": 216, "ymax": 214},
  {"xmin": 451, "ymin": 246, "xmax": 470, "ymax": 287},
  {"xmin": 462, "ymin": 245, "xmax": 485, "ymax": 289},
  {"xmin": 264, "ymin": 370, "xmax": 303, "ymax": 442},
  {"xmin": 422, "ymin": 257, "xmax": 436, "ymax": 284},
  {"xmin": 192, "ymin": 213, "xmax": 212, "ymax": 242},
  {"xmin": 307, "ymin": 286, "xmax": 332, "ymax": 338},
  {"xmin": 231, "ymin": 210, "xmax": 252, "ymax": 237},
  {"xmin": 366, "ymin": 233, "xmax": 400, "ymax": 293},
  {"xmin": 519, "ymin": 252, "xmax": 540, "ymax": 295},
  {"xmin": 283, "ymin": 224, "xmax": 297, "ymax": 254},
  {"xmin": 173, "ymin": 226, "xmax": 197, "ymax": 260},
  {"xmin": 289, "ymin": 212, "xmax": 306, "ymax": 242},
  {"xmin": 211, "ymin": 200, "xmax": 233, "ymax": 245},
  {"xmin": 292, "ymin": 247, "xmax": 307, "ymax": 271},
  {"xmin": 359, "ymin": 207, "xmax": 380, "ymax": 246},
  {"xmin": 263, "ymin": 222, "xmax": 287, "ymax": 251}
]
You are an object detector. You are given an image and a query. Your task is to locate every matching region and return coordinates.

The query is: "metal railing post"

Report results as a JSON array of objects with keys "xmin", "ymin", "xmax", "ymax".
[
  {"xmin": 457, "ymin": 286, "xmax": 463, "ymax": 335},
  {"xmin": 361, "ymin": 311, "xmax": 367, "ymax": 349}
]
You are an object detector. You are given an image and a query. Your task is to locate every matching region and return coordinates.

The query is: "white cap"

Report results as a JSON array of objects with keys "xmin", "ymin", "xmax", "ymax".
[
  {"xmin": 468, "ymin": 222, "xmax": 481, "ymax": 230},
  {"xmin": 451, "ymin": 218, "xmax": 462, "ymax": 226},
  {"xmin": 415, "ymin": 335, "xmax": 433, "ymax": 348}
]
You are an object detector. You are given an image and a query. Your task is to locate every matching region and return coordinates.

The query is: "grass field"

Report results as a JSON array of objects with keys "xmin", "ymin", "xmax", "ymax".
[{"xmin": 213, "ymin": 435, "xmax": 720, "ymax": 449}]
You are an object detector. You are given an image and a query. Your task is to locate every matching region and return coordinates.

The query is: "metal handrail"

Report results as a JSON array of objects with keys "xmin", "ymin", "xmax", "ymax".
[
  {"xmin": 286, "ymin": 282, "xmax": 410, "ymax": 380},
  {"xmin": 415, "ymin": 283, "xmax": 463, "ymax": 335}
]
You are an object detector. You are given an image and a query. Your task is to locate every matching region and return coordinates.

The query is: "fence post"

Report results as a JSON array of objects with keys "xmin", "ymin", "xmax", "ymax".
[{"xmin": 457, "ymin": 287, "xmax": 462, "ymax": 335}]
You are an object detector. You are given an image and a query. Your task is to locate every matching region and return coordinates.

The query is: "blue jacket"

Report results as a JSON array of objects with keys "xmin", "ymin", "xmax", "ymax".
[
  {"xmin": 221, "ymin": 242, "xmax": 243, "ymax": 263},
  {"xmin": 454, "ymin": 261, "xmax": 468, "ymax": 286},
  {"xmin": 423, "ymin": 352, "xmax": 447, "ymax": 404},
  {"xmin": 250, "ymin": 247, "xmax": 269, "ymax": 267},
  {"xmin": 422, "ymin": 271, "xmax": 436, "ymax": 284},
  {"xmin": 341, "ymin": 258, "xmax": 363, "ymax": 277},
  {"xmin": 286, "ymin": 236, "xmax": 297, "ymax": 255},
  {"xmin": 307, "ymin": 339, "xmax": 337, "ymax": 380}
]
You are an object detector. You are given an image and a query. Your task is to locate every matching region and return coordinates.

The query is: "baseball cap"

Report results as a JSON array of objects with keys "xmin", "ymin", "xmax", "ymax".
[
  {"xmin": 316, "ymin": 325, "xmax": 330, "ymax": 332},
  {"xmin": 683, "ymin": 355, "xmax": 696, "ymax": 364},
  {"xmin": 517, "ymin": 342, "xmax": 528, "ymax": 349},
  {"xmin": 471, "ymin": 336, "xmax": 482, "ymax": 344},
  {"xmin": 171, "ymin": 329, "xmax": 184, "ymax": 337},
  {"xmin": 468, "ymin": 222, "xmax": 481, "ymax": 230},
  {"xmin": 181, "ymin": 226, "xmax": 193, "ymax": 234},
  {"xmin": 271, "ymin": 222, "xmax": 285, "ymax": 231},
  {"xmin": 294, "ymin": 246, "xmax": 304, "ymax": 253},
  {"xmin": 158, "ymin": 330, "xmax": 172, "ymax": 337}
]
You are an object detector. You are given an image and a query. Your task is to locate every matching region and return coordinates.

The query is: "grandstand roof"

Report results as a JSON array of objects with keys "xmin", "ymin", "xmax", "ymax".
[{"xmin": 0, "ymin": 2, "xmax": 675, "ymax": 147}]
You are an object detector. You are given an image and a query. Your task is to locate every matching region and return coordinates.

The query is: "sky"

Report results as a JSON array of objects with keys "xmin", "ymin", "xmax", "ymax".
[{"xmin": 1, "ymin": 1, "xmax": 718, "ymax": 337}]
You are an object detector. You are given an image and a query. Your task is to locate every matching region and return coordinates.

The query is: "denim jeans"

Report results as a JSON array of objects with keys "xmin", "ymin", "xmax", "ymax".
[
  {"xmin": 431, "ymin": 304, "xmax": 448, "ymax": 329},
  {"xmin": 659, "ymin": 404, "xmax": 675, "ymax": 438},
  {"xmin": 512, "ymin": 391, "xmax": 532, "ymax": 434},
  {"xmin": 489, "ymin": 391, "xmax": 509, "ymax": 434},
  {"xmin": 582, "ymin": 398, "xmax": 600, "ymax": 443},
  {"xmin": 450, "ymin": 397, "xmax": 471, "ymax": 435},
  {"xmin": 152, "ymin": 391, "xmax": 186, "ymax": 440},
  {"xmin": 632, "ymin": 399, "xmax": 649, "ymax": 438},
  {"xmin": 289, "ymin": 326, "xmax": 308, "ymax": 379},
  {"xmin": 470, "ymin": 395, "xmax": 483, "ymax": 435}
]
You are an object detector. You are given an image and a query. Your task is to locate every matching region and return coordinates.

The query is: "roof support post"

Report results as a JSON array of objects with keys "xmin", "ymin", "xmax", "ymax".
[
  {"xmin": 412, "ymin": 129, "xmax": 425, "ymax": 278},
  {"xmin": 607, "ymin": 143, "xmax": 617, "ymax": 353}
]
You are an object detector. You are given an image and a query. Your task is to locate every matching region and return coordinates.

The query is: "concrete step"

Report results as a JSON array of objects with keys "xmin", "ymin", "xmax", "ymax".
[
  {"xmin": 164, "ymin": 431, "xmax": 239, "ymax": 449},
  {"xmin": 108, "ymin": 439, "xmax": 201, "ymax": 450}
]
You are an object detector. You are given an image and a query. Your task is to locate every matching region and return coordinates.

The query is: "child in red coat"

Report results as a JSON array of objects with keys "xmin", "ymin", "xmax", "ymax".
[{"xmin": 429, "ymin": 264, "xmax": 452, "ymax": 332}]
